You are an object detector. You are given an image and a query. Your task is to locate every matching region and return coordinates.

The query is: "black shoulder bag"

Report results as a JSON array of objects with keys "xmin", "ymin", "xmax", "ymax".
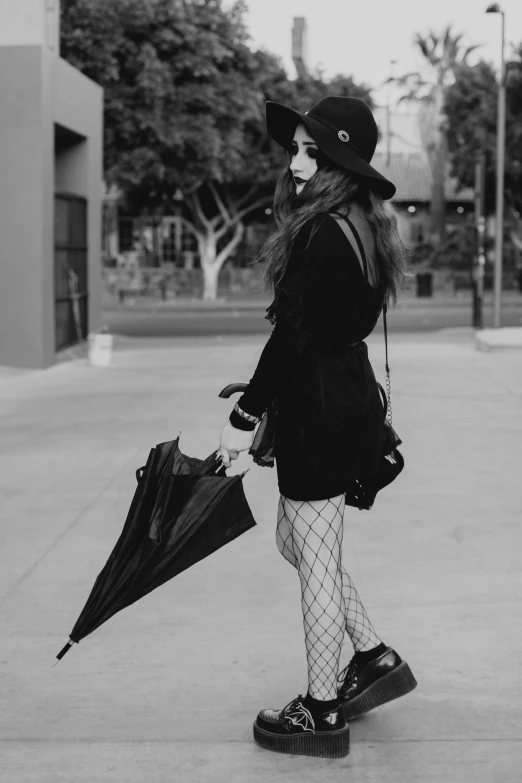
[{"xmin": 341, "ymin": 304, "xmax": 405, "ymax": 511}]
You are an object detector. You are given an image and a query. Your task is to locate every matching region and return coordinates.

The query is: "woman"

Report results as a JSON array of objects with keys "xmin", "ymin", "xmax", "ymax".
[{"xmin": 218, "ymin": 96, "xmax": 416, "ymax": 759}]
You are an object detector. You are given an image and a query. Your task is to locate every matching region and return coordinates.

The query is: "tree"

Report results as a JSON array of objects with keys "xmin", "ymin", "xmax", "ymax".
[
  {"xmin": 444, "ymin": 52, "xmax": 522, "ymax": 215},
  {"xmin": 393, "ymin": 25, "xmax": 481, "ymax": 242},
  {"xmin": 61, "ymin": 0, "xmax": 373, "ymax": 299},
  {"xmin": 61, "ymin": 0, "xmax": 272, "ymax": 298}
]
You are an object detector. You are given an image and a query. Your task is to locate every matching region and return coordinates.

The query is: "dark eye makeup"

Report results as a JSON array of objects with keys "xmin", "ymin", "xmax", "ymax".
[{"xmin": 291, "ymin": 143, "xmax": 318, "ymax": 159}]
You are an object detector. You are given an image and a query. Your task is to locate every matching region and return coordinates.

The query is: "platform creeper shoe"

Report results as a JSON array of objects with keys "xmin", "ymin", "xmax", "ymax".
[
  {"xmin": 337, "ymin": 646, "xmax": 417, "ymax": 719},
  {"xmin": 253, "ymin": 693, "xmax": 350, "ymax": 758}
]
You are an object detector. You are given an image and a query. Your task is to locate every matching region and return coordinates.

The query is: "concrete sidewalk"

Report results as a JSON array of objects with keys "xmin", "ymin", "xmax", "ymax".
[{"xmin": 1, "ymin": 331, "xmax": 521, "ymax": 782}]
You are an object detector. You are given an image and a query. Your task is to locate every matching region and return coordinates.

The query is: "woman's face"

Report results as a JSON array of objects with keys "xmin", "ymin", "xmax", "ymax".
[{"xmin": 290, "ymin": 123, "xmax": 319, "ymax": 195}]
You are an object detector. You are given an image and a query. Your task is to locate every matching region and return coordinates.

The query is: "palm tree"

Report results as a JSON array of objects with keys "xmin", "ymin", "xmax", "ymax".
[{"xmin": 393, "ymin": 26, "xmax": 481, "ymax": 242}]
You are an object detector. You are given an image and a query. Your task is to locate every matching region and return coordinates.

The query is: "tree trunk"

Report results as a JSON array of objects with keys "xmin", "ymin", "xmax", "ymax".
[
  {"xmin": 198, "ymin": 233, "xmax": 219, "ymax": 301},
  {"xmin": 184, "ymin": 186, "xmax": 260, "ymax": 300},
  {"xmin": 202, "ymin": 261, "xmax": 220, "ymax": 301},
  {"xmin": 196, "ymin": 221, "xmax": 245, "ymax": 301}
]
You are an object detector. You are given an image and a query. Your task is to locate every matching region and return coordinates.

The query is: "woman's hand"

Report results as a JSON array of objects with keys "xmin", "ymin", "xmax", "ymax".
[{"xmin": 219, "ymin": 421, "xmax": 256, "ymax": 468}]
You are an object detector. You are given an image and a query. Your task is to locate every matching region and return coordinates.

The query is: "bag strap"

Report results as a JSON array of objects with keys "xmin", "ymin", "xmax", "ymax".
[
  {"xmin": 383, "ymin": 303, "xmax": 392, "ymax": 425},
  {"xmin": 329, "ymin": 211, "xmax": 370, "ymax": 283},
  {"xmin": 329, "ymin": 211, "xmax": 392, "ymax": 425}
]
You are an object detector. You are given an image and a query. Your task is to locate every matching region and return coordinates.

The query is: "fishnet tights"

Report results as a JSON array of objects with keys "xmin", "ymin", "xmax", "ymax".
[{"xmin": 277, "ymin": 493, "xmax": 382, "ymax": 700}]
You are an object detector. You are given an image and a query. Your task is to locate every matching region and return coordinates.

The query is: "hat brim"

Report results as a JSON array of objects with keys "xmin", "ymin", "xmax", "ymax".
[{"xmin": 265, "ymin": 101, "xmax": 396, "ymax": 201}]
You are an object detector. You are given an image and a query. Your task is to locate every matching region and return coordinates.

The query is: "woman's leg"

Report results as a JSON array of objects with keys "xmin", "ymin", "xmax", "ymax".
[
  {"xmin": 340, "ymin": 567, "xmax": 382, "ymax": 652},
  {"xmin": 276, "ymin": 496, "xmax": 382, "ymax": 653},
  {"xmin": 278, "ymin": 493, "xmax": 346, "ymax": 701},
  {"xmin": 276, "ymin": 495, "xmax": 298, "ymax": 565},
  {"xmin": 273, "ymin": 495, "xmax": 416, "ymax": 726}
]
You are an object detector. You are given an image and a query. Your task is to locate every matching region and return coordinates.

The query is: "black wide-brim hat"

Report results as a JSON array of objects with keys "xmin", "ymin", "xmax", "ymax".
[{"xmin": 266, "ymin": 96, "xmax": 396, "ymax": 200}]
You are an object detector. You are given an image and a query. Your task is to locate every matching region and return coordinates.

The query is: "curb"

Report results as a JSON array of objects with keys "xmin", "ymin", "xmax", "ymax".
[{"xmin": 475, "ymin": 327, "xmax": 522, "ymax": 352}]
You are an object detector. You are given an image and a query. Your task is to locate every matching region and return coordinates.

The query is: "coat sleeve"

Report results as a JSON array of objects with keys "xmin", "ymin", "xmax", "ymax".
[{"xmin": 228, "ymin": 322, "xmax": 292, "ymax": 430}]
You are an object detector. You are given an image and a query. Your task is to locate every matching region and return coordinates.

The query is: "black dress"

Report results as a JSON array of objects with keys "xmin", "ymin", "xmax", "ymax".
[{"xmin": 234, "ymin": 212, "xmax": 386, "ymax": 502}]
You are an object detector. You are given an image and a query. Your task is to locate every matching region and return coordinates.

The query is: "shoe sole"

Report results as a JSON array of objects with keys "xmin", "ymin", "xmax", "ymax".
[
  {"xmin": 253, "ymin": 720, "xmax": 350, "ymax": 759},
  {"xmin": 340, "ymin": 661, "xmax": 417, "ymax": 720}
]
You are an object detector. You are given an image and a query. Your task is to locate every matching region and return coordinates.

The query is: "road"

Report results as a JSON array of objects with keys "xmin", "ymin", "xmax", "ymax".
[{"xmin": 102, "ymin": 299, "xmax": 522, "ymax": 337}]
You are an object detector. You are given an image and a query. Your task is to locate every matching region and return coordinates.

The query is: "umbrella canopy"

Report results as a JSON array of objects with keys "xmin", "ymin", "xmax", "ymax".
[{"xmin": 54, "ymin": 436, "xmax": 256, "ymax": 663}]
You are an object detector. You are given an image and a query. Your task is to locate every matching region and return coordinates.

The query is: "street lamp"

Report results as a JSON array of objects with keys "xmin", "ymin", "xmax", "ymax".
[{"xmin": 486, "ymin": 3, "xmax": 506, "ymax": 328}]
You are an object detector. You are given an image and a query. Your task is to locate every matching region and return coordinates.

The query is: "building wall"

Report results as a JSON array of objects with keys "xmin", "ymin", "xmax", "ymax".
[
  {"xmin": 51, "ymin": 55, "xmax": 104, "ymax": 340},
  {"xmin": 0, "ymin": 0, "xmax": 59, "ymax": 52},
  {"xmin": 0, "ymin": 47, "xmax": 48, "ymax": 367},
  {"xmin": 0, "ymin": 45, "xmax": 102, "ymax": 368}
]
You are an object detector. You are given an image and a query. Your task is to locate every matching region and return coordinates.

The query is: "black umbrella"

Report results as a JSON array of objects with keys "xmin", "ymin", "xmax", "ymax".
[{"xmin": 53, "ymin": 418, "xmax": 256, "ymax": 664}]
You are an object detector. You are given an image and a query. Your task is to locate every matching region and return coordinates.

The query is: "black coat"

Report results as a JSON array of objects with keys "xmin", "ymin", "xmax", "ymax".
[{"xmin": 237, "ymin": 212, "xmax": 386, "ymax": 501}]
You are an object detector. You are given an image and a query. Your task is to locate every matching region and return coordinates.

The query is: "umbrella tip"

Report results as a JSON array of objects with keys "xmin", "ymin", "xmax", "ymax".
[{"xmin": 52, "ymin": 638, "xmax": 76, "ymax": 666}]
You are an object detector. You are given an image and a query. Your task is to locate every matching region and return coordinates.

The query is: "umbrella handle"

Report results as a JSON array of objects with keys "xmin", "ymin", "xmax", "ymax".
[
  {"xmin": 218, "ymin": 382, "xmax": 248, "ymax": 399},
  {"xmin": 206, "ymin": 448, "xmax": 227, "ymax": 476}
]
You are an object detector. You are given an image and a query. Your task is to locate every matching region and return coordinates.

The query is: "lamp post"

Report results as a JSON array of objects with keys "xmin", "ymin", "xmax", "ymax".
[
  {"xmin": 486, "ymin": 3, "xmax": 506, "ymax": 328},
  {"xmin": 474, "ymin": 151, "xmax": 487, "ymax": 330},
  {"xmin": 386, "ymin": 60, "xmax": 397, "ymax": 167}
]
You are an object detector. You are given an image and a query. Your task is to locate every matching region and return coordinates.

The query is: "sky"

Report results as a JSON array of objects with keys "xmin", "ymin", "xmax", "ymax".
[{"xmin": 234, "ymin": 0, "xmax": 522, "ymax": 107}]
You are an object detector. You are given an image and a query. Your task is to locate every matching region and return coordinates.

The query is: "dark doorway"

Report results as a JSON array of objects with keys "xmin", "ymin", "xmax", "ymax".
[{"xmin": 55, "ymin": 193, "xmax": 88, "ymax": 351}]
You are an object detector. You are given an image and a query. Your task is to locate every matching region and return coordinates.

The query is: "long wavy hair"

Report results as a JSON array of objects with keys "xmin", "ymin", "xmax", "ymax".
[{"xmin": 254, "ymin": 150, "xmax": 411, "ymax": 307}]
